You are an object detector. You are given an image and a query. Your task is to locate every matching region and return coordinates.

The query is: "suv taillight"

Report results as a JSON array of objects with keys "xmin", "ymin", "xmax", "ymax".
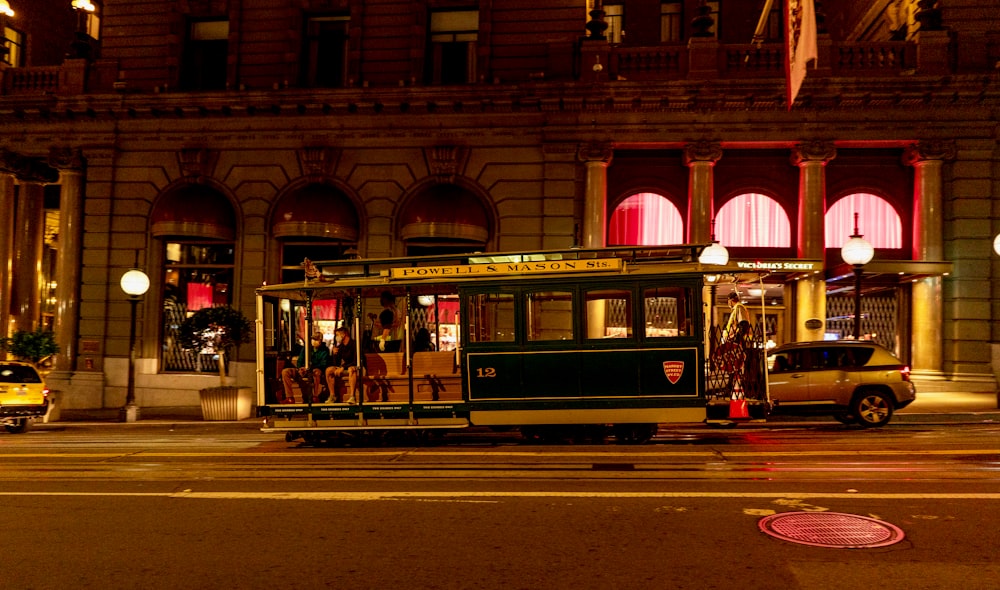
[{"xmin": 900, "ymin": 366, "xmax": 910, "ymax": 381}]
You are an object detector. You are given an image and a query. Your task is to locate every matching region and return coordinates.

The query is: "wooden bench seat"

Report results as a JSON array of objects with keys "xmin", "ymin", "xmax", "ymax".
[{"xmin": 364, "ymin": 351, "xmax": 461, "ymax": 403}]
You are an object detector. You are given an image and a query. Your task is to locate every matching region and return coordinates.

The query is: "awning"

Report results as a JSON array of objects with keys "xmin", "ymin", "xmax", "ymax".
[
  {"xmin": 399, "ymin": 184, "xmax": 489, "ymax": 243},
  {"xmin": 826, "ymin": 259, "xmax": 954, "ymax": 295},
  {"xmin": 272, "ymin": 183, "xmax": 359, "ymax": 241},
  {"xmin": 151, "ymin": 184, "xmax": 235, "ymax": 240}
]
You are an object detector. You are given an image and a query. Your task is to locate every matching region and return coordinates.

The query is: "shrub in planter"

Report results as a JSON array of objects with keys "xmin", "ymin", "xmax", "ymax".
[
  {"xmin": 177, "ymin": 305, "xmax": 253, "ymax": 385},
  {"xmin": 1, "ymin": 328, "xmax": 59, "ymax": 367},
  {"xmin": 177, "ymin": 306, "xmax": 254, "ymax": 420}
]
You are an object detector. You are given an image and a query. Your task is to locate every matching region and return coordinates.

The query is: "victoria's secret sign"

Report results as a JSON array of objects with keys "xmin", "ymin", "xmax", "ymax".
[{"xmin": 734, "ymin": 260, "xmax": 821, "ymax": 271}]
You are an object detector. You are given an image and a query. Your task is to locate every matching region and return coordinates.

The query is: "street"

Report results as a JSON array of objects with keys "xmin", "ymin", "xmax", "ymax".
[{"xmin": 1, "ymin": 422, "xmax": 999, "ymax": 589}]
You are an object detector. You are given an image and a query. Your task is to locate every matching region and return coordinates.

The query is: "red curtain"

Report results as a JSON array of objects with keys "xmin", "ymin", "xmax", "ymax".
[
  {"xmin": 825, "ymin": 193, "xmax": 902, "ymax": 249},
  {"xmin": 186, "ymin": 283, "xmax": 213, "ymax": 311},
  {"xmin": 716, "ymin": 193, "xmax": 792, "ymax": 248},
  {"xmin": 608, "ymin": 192, "xmax": 683, "ymax": 245}
]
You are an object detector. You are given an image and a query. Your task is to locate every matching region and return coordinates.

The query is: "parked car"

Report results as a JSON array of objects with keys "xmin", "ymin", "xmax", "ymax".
[
  {"xmin": 767, "ymin": 341, "xmax": 915, "ymax": 427},
  {"xmin": 0, "ymin": 361, "xmax": 50, "ymax": 434}
]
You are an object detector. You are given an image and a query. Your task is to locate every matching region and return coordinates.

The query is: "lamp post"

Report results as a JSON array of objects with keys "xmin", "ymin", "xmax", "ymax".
[
  {"xmin": 840, "ymin": 213, "xmax": 875, "ymax": 340},
  {"xmin": 119, "ymin": 265, "xmax": 150, "ymax": 422}
]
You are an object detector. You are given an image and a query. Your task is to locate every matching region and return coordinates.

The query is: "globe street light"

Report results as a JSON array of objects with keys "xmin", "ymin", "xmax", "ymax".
[
  {"xmin": 840, "ymin": 213, "xmax": 875, "ymax": 340},
  {"xmin": 120, "ymin": 266, "xmax": 150, "ymax": 422},
  {"xmin": 699, "ymin": 220, "xmax": 729, "ymax": 336}
]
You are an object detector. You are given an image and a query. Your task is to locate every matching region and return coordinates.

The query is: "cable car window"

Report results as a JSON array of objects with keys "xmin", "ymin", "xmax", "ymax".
[
  {"xmin": 466, "ymin": 292, "xmax": 515, "ymax": 343},
  {"xmin": 526, "ymin": 290, "xmax": 574, "ymax": 342},
  {"xmin": 643, "ymin": 286, "xmax": 690, "ymax": 338},
  {"xmin": 584, "ymin": 288, "xmax": 632, "ymax": 339}
]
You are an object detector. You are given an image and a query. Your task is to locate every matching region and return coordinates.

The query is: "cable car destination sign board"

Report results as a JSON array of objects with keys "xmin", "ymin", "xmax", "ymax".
[{"xmin": 389, "ymin": 258, "xmax": 623, "ymax": 279}]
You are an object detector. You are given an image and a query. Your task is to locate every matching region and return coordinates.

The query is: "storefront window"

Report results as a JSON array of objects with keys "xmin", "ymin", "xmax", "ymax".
[
  {"xmin": 715, "ymin": 193, "xmax": 791, "ymax": 248},
  {"xmin": 608, "ymin": 192, "xmax": 683, "ymax": 246},
  {"xmin": 162, "ymin": 242, "xmax": 235, "ymax": 372},
  {"xmin": 824, "ymin": 193, "xmax": 902, "ymax": 249}
]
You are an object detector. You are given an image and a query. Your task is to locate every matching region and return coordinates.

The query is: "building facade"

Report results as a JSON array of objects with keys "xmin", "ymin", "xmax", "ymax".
[{"xmin": 1, "ymin": 0, "xmax": 998, "ymax": 410}]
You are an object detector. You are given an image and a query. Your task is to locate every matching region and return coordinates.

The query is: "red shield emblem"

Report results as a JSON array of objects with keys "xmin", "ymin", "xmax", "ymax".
[{"xmin": 663, "ymin": 361, "xmax": 684, "ymax": 384}]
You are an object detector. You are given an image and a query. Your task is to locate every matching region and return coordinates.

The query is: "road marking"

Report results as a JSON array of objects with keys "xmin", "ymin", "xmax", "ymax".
[
  {"xmin": 2, "ymin": 490, "xmax": 1000, "ymax": 500},
  {"xmin": 1, "ymin": 448, "xmax": 999, "ymax": 459}
]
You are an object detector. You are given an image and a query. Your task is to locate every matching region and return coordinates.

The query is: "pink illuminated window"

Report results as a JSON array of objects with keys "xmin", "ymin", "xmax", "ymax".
[
  {"xmin": 608, "ymin": 192, "xmax": 683, "ymax": 245},
  {"xmin": 715, "ymin": 193, "xmax": 791, "ymax": 247},
  {"xmin": 825, "ymin": 193, "xmax": 902, "ymax": 249}
]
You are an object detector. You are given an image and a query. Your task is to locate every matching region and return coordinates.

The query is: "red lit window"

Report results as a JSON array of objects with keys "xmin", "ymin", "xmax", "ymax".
[
  {"xmin": 825, "ymin": 193, "xmax": 902, "ymax": 249},
  {"xmin": 715, "ymin": 193, "xmax": 791, "ymax": 248},
  {"xmin": 608, "ymin": 192, "xmax": 683, "ymax": 245}
]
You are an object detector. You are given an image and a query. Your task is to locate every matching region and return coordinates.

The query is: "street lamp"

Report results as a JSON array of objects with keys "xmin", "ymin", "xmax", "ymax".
[
  {"xmin": 840, "ymin": 213, "xmax": 875, "ymax": 340},
  {"xmin": 699, "ymin": 219, "xmax": 730, "ymax": 266},
  {"xmin": 0, "ymin": 1, "xmax": 15, "ymax": 17},
  {"xmin": 119, "ymin": 264, "xmax": 150, "ymax": 422},
  {"xmin": 700, "ymin": 219, "xmax": 729, "ymax": 336}
]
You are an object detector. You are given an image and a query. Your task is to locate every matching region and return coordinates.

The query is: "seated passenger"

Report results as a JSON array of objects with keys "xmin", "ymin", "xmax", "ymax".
[
  {"xmin": 281, "ymin": 333, "xmax": 329, "ymax": 403},
  {"xmin": 325, "ymin": 327, "xmax": 359, "ymax": 403},
  {"xmin": 412, "ymin": 327, "xmax": 435, "ymax": 352}
]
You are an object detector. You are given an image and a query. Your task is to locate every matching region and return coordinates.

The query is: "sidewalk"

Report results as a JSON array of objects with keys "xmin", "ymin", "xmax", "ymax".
[{"xmin": 42, "ymin": 390, "xmax": 1000, "ymax": 428}]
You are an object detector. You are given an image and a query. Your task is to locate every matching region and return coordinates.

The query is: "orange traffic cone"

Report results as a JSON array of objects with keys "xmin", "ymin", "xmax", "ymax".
[{"xmin": 729, "ymin": 382, "xmax": 749, "ymax": 419}]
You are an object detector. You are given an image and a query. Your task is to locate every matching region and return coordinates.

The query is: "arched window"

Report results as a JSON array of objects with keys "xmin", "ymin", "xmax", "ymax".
[
  {"xmin": 715, "ymin": 193, "xmax": 791, "ymax": 247},
  {"xmin": 825, "ymin": 193, "xmax": 902, "ymax": 249},
  {"xmin": 608, "ymin": 192, "xmax": 683, "ymax": 245}
]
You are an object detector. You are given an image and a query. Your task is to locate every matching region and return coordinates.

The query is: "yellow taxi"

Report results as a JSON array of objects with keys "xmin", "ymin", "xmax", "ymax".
[{"xmin": 0, "ymin": 361, "xmax": 50, "ymax": 433}]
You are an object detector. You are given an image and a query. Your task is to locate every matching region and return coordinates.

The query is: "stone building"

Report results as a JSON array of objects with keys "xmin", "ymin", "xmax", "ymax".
[{"xmin": 1, "ymin": 0, "xmax": 998, "ymax": 410}]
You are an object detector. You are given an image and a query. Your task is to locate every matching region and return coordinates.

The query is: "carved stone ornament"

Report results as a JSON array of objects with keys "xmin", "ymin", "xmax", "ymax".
[
  {"xmin": 179, "ymin": 147, "xmax": 219, "ymax": 179},
  {"xmin": 791, "ymin": 140, "xmax": 836, "ymax": 166},
  {"xmin": 577, "ymin": 142, "xmax": 613, "ymax": 164},
  {"xmin": 683, "ymin": 140, "xmax": 722, "ymax": 165},
  {"xmin": 426, "ymin": 145, "xmax": 467, "ymax": 180},
  {"xmin": 298, "ymin": 146, "xmax": 341, "ymax": 178},
  {"xmin": 903, "ymin": 140, "xmax": 957, "ymax": 165}
]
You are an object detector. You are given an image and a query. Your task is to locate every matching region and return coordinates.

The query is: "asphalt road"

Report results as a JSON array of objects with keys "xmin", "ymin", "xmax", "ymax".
[{"xmin": 1, "ymin": 423, "xmax": 999, "ymax": 590}]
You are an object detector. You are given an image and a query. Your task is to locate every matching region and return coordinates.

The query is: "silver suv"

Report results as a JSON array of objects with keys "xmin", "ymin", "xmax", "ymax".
[{"xmin": 767, "ymin": 341, "xmax": 916, "ymax": 427}]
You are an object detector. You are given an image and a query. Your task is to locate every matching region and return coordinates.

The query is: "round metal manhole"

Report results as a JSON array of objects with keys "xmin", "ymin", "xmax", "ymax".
[{"xmin": 759, "ymin": 512, "xmax": 905, "ymax": 548}]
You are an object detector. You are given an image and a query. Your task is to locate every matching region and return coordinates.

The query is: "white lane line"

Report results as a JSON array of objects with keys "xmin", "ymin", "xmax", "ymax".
[
  {"xmin": 2, "ymin": 491, "xmax": 1000, "ymax": 500},
  {"xmin": 3, "ymin": 449, "xmax": 999, "ymax": 459}
]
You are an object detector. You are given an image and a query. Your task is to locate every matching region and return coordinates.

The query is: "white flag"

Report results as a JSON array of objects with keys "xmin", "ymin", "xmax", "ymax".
[{"xmin": 786, "ymin": 0, "xmax": 818, "ymax": 110}]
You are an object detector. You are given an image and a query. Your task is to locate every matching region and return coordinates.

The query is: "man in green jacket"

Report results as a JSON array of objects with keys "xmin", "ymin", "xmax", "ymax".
[{"xmin": 280, "ymin": 333, "xmax": 330, "ymax": 403}]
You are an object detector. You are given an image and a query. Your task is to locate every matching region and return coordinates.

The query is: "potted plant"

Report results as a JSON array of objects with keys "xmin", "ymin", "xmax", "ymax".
[
  {"xmin": 177, "ymin": 305, "xmax": 254, "ymax": 421},
  {"xmin": 1, "ymin": 327, "xmax": 59, "ymax": 367}
]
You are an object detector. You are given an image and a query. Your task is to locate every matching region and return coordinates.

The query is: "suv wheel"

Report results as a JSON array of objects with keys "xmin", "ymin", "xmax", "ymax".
[{"xmin": 852, "ymin": 390, "xmax": 893, "ymax": 428}]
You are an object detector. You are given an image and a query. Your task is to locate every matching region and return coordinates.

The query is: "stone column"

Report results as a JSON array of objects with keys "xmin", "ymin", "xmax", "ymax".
[
  {"xmin": 49, "ymin": 148, "xmax": 86, "ymax": 371},
  {"xmin": 684, "ymin": 141, "xmax": 722, "ymax": 244},
  {"xmin": 0, "ymin": 172, "xmax": 13, "ymax": 342},
  {"xmin": 578, "ymin": 142, "xmax": 613, "ymax": 248},
  {"xmin": 10, "ymin": 181, "xmax": 46, "ymax": 334},
  {"xmin": 792, "ymin": 141, "xmax": 836, "ymax": 342},
  {"xmin": 904, "ymin": 140, "xmax": 956, "ymax": 375}
]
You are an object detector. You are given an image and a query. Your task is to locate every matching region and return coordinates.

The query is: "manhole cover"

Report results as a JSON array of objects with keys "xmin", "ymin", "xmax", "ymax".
[{"xmin": 759, "ymin": 512, "xmax": 905, "ymax": 548}]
